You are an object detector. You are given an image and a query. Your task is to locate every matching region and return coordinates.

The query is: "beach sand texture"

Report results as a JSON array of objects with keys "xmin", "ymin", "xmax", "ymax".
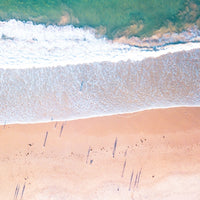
[{"xmin": 0, "ymin": 107, "xmax": 200, "ymax": 200}]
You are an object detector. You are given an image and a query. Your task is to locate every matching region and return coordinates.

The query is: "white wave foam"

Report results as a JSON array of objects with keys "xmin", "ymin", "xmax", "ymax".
[
  {"xmin": 0, "ymin": 19, "xmax": 200, "ymax": 69},
  {"xmin": 0, "ymin": 49, "xmax": 199, "ymax": 125}
]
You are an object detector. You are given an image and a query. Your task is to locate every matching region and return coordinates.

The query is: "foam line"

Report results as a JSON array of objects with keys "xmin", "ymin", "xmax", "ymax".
[{"xmin": 0, "ymin": 20, "xmax": 200, "ymax": 69}]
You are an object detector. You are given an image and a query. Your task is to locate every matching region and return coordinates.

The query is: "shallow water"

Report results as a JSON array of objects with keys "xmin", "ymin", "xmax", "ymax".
[{"xmin": 1, "ymin": 49, "xmax": 199, "ymax": 124}]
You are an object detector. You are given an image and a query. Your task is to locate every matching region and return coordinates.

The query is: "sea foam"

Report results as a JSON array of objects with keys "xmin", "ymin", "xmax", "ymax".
[
  {"xmin": 0, "ymin": 20, "xmax": 200, "ymax": 124},
  {"xmin": 0, "ymin": 49, "xmax": 199, "ymax": 125},
  {"xmin": 0, "ymin": 20, "xmax": 200, "ymax": 69}
]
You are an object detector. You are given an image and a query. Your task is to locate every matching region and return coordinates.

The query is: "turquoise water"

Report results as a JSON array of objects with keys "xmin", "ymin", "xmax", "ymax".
[{"xmin": 0, "ymin": 0, "xmax": 199, "ymax": 38}]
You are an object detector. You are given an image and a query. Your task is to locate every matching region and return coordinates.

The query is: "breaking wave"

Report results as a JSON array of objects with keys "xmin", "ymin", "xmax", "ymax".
[{"xmin": 0, "ymin": 20, "xmax": 200, "ymax": 69}]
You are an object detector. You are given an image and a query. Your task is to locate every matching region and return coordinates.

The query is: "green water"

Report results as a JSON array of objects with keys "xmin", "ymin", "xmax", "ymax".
[{"xmin": 0, "ymin": 0, "xmax": 199, "ymax": 38}]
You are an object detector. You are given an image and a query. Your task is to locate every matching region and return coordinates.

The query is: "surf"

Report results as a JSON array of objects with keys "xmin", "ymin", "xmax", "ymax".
[
  {"xmin": 0, "ymin": 48, "xmax": 199, "ymax": 125},
  {"xmin": 0, "ymin": 19, "xmax": 199, "ymax": 125},
  {"xmin": 0, "ymin": 20, "xmax": 200, "ymax": 69}
]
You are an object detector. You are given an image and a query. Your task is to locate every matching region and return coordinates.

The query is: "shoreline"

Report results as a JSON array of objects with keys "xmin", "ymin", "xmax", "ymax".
[
  {"xmin": 1, "ymin": 106, "xmax": 200, "ymax": 199},
  {"xmin": 1, "ymin": 105, "xmax": 200, "ymax": 126},
  {"xmin": 1, "ymin": 49, "xmax": 200, "ymax": 125}
]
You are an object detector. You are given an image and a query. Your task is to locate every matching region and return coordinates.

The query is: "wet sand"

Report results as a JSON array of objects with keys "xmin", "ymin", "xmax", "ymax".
[{"xmin": 0, "ymin": 107, "xmax": 200, "ymax": 200}]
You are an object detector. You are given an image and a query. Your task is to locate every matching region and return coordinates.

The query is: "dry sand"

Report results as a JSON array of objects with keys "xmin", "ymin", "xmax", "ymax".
[{"xmin": 0, "ymin": 107, "xmax": 200, "ymax": 200}]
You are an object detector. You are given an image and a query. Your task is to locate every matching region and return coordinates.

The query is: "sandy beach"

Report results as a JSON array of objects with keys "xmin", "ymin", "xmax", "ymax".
[{"xmin": 0, "ymin": 107, "xmax": 200, "ymax": 200}]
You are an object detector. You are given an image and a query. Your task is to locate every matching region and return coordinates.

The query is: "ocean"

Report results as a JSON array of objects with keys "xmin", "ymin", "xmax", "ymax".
[{"xmin": 0, "ymin": 0, "xmax": 200, "ymax": 124}]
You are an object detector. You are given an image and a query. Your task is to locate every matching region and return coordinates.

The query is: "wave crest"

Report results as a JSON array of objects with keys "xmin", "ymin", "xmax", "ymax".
[{"xmin": 0, "ymin": 20, "xmax": 200, "ymax": 69}]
